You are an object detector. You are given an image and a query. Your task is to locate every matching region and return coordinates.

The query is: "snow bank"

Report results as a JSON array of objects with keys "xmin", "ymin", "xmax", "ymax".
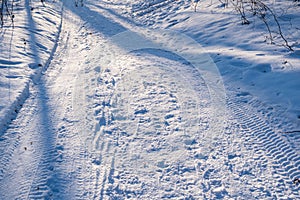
[{"xmin": 0, "ymin": 0, "xmax": 63, "ymax": 133}]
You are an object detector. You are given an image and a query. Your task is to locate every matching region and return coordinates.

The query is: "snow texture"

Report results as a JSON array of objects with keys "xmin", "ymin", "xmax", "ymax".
[{"xmin": 0, "ymin": 0, "xmax": 300, "ymax": 199}]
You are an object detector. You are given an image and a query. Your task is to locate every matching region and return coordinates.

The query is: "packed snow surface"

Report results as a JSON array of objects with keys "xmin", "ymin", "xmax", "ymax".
[{"xmin": 0, "ymin": 0, "xmax": 300, "ymax": 199}]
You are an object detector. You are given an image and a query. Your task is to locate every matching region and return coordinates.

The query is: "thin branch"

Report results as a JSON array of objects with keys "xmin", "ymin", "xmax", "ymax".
[{"xmin": 282, "ymin": 130, "xmax": 300, "ymax": 134}]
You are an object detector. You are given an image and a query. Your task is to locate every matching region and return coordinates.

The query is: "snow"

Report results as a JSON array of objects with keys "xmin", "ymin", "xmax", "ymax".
[
  {"xmin": 128, "ymin": 0, "xmax": 300, "ymax": 127},
  {"xmin": 0, "ymin": 0, "xmax": 300, "ymax": 199},
  {"xmin": 0, "ymin": 0, "xmax": 63, "ymax": 132}
]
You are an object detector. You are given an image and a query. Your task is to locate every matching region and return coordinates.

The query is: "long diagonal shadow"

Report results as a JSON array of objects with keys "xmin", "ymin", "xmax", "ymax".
[
  {"xmin": 18, "ymin": 0, "xmax": 65, "ymax": 198},
  {"xmin": 64, "ymin": 1, "xmax": 127, "ymax": 37}
]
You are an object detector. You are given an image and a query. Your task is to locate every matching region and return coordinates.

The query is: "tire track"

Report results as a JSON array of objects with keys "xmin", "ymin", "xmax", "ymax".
[
  {"xmin": 11, "ymin": 7, "xmax": 88, "ymax": 199},
  {"xmin": 0, "ymin": 130, "xmax": 22, "ymax": 181},
  {"xmin": 15, "ymin": 84, "xmax": 61, "ymax": 200},
  {"xmin": 0, "ymin": 88, "xmax": 44, "ymax": 200},
  {"xmin": 132, "ymin": 0, "xmax": 183, "ymax": 17},
  {"xmin": 21, "ymin": 8, "xmax": 83, "ymax": 199},
  {"xmin": 228, "ymin": 97, "xmax": 300, "ymax": 198}
]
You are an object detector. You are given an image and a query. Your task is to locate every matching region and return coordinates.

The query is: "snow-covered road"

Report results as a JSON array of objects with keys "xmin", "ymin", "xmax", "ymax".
[{"xmin": 0, "ymin": 0, "xmax": 299, "ymax": 199}]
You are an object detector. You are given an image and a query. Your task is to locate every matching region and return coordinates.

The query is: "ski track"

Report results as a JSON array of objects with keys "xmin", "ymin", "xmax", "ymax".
[{"xmin": 0, "ymin": 0, "xmax": 300, "ymax": 199}]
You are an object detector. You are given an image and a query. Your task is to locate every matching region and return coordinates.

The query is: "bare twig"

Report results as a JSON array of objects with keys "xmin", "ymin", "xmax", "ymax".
[
  {"xmin": 195, "ymin": 0, "xmax": 294, "ymax": 51},
  {"xmin": 0, "ymin": 0, "xmax": 15, "ymax": 28},
  {"xmin": 282, "ymin": 130, "xmax": 300, "ymax": 134}
]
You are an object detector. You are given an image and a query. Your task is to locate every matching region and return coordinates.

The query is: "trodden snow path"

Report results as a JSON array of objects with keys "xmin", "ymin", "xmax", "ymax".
[{"xmin": 0, "ymin": 1, "xmax": 300, "ymax": 199}]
